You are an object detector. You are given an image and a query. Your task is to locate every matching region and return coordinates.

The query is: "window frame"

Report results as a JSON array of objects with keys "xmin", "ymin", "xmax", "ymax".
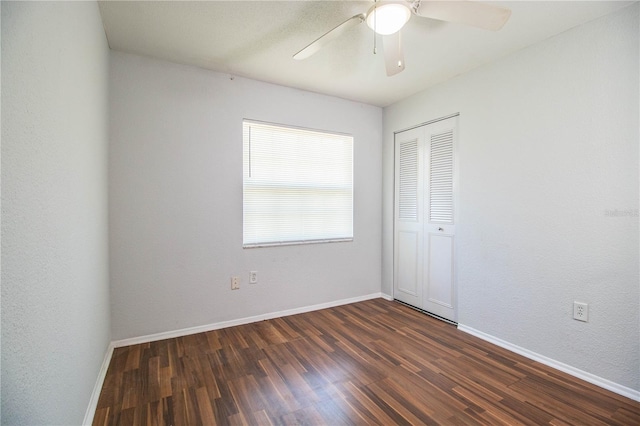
[{"xmin": 242, "ymin": 119, "xmax": 354, "ymax": 248}]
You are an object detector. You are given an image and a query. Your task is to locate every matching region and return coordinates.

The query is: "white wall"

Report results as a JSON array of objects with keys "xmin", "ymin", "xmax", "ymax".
[
  {"xmin": 109, "ymin": 52, "xmax": 383, "ymax": 340},
  {"xmin": 383, "ymin": 4, "xmax": 639, "ymax": 392},
  {"xmin": 1, "ymin": 1, "xmax": 111, "ymax": 424}
]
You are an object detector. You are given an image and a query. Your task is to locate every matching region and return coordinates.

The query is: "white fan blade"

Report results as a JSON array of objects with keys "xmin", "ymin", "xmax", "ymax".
[
  {"xmin": 413, "ymin": 1, "xmax": 511, "ymax": 31},
  {"xmin": 383, "ymin": 31, "xmax": 405, "ymax": 76},
  {"xmin": 294, "ymin": 13, "xmax": 366, "ymax": 60}
]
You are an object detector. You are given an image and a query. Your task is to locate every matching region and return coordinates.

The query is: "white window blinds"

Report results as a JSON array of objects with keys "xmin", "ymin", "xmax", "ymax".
[{"xmin": 243, "ymin": 120, "xmax": 353, "ymax": 247}]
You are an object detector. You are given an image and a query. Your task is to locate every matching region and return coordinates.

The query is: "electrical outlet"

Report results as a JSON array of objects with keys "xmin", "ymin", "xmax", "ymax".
[
  {"xmin": 231, "ymin": 276, "xmax": 240, "ymax": 290},
  {"xmin": 249, "ymin": 271, "xmax": 258, "ymax": 284},
  {"xmin": 573, "ymin": 301, "xmax": 588, "ymax": 322}
]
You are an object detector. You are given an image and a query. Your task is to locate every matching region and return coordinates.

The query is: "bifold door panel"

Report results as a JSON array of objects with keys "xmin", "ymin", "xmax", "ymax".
[{"xmin": 394, "ymin": 128, "xmax": 423, "ymax": 308}]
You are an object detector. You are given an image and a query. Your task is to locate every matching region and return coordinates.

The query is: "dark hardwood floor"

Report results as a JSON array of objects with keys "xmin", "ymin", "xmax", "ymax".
[{"xmin": 93, "ymin": 298, "xmax": 640, "ymax": 425}]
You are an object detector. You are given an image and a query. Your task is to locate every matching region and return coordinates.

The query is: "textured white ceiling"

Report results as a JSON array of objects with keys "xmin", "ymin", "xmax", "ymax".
[{"xmin": 98, "ymin": 1, "xmax": 634, "ymax": 107}]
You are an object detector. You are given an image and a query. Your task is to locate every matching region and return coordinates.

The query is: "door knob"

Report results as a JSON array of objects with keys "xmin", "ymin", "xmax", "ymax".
[{"xmin": 438, "ymin": 227, "xmax": 444, "ymax": 231}]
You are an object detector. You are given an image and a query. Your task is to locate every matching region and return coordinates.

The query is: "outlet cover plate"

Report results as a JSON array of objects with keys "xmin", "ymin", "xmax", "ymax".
[
  {"xmin": 573, "ymin": 301, "xmax": 588, "ymax": 322},
  {"xmin": 231, "ymin": 276, "xmax": 240, "ymax": 290},
  {"xmin": 250, "ymin": 271, "xmax": 258, "ymax": 284}
]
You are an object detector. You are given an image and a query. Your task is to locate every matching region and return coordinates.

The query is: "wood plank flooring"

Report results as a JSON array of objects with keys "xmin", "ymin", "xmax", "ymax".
[{"xmin": 93, "ymin": 299, "xmax": 640, "ymax": 425}]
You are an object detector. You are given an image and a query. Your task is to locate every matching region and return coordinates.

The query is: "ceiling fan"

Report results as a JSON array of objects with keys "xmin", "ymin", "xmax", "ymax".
[{"xmin": 293, "ymin": 0, "xmax": 512, "ymax": 76}]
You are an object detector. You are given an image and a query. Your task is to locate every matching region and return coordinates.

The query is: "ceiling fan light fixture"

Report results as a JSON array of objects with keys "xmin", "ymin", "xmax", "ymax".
[{"xmin": 366, "ymin": 3, "xmax": 411, "ymax": 35}]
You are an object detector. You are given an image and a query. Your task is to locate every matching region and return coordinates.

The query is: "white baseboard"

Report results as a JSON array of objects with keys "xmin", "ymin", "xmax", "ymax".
[
  {"xmin": 112, "ymin": 292, "xmax": 386, "ymax": 348},
  {"xmin": 83, "ymin": 341, "xmax": 115, "ymax": 425},
  {"xmin": 457, "ymin": 324, "xmax": 640, "ymax": 402},
  {"xmin": 381, "ymin": 292, "xmax": 393, "ymax": 301}
]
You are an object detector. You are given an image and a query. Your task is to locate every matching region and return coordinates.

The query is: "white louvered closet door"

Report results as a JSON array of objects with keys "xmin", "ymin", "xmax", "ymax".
[
  {"xmin": 422, "ymin": 117, "xmax": 457, "ymax": 322},
  {"xmin": 394, "ymin": 115, "xmax": 458, "ymax": 323},
  {"xmin": 393, "ymin": 127, "xmax": 424, "ymax": 309}
]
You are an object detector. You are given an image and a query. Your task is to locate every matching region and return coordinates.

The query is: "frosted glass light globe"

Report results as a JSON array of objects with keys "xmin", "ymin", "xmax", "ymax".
[{"xmin": 366, "ymin": 3, "xmax": 411, "ymax": 35}]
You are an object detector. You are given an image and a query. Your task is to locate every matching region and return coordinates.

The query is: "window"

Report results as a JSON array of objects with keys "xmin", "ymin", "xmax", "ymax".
[{"xmin": 243, "ymin": 120, "xmax": 353, "ymax": 247}]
